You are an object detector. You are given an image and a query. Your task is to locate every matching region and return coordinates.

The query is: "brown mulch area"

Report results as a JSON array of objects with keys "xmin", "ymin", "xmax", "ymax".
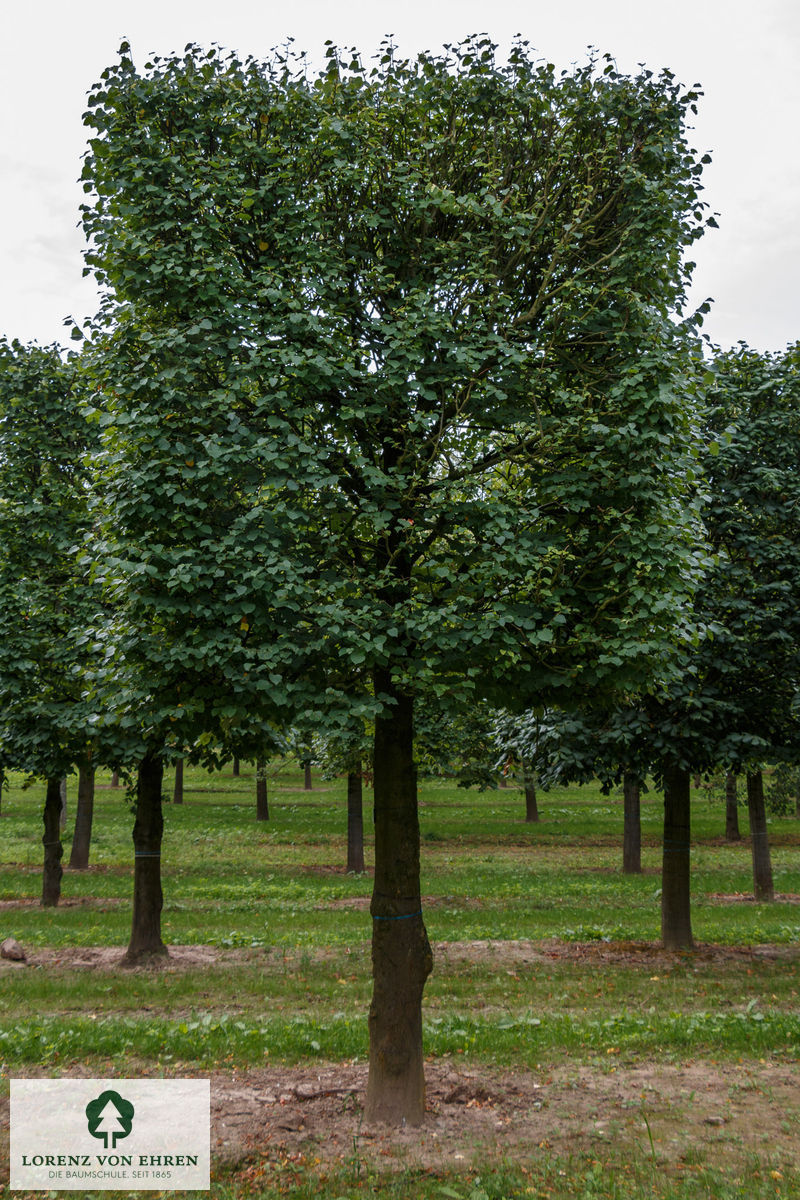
[{"xmin": 1, "ymin": 1059, "xmax": 798, "ymax": 1175}]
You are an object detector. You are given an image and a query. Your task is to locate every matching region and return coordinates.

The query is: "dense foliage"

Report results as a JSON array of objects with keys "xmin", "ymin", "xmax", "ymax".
[
  {"xmin": 80, "ymin": 38, "xmax": 712, "ymax": 745},
  {"xmin": 0, "ymin": 341, "xmax": 98, "ymax": 780}
]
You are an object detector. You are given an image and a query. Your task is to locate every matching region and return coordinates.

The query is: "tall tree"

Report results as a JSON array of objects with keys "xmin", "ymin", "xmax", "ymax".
[
  {"xmin": 0, "ymin": 341, "xmax": 99, "ymax": 904},
  {"xmin": 82, "ymin": 38, "xmax": 709, "ymax": 1123}
]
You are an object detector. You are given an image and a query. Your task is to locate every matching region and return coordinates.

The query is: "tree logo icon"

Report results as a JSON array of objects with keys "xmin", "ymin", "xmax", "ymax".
[{"xmin": 85, "ymin": 1090, "xmax": 135, "ymax": 1149}]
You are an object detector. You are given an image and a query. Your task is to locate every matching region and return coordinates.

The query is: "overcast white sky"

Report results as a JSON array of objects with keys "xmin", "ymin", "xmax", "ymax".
[{"xmin": 1, "ymin": 0, "xmax": 798, "ymax": 353}]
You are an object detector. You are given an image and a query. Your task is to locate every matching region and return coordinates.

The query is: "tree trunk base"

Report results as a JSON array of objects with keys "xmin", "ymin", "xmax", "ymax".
[
  {"xmin": 42, "ymin": 777, "xmax": 64, "ymax": 907},
  {"xmin": 364, "ymin": 1059, "xmax": 427, "ymax": 1126},
  {"xmin": 660, "ymin": 764, "xmax": 693, "ymax": 950},
  {"xmin": 127, "ymin": 754, "xmax": 167, "ymax": 959},
  {"xmin": 747, "ymin": 771, "xmax": 774, "ymax": 902},
  {"xmin": 365, "ymin": 916, "xmax": 432, "ymax": 1126},
  {"xmin": 120, "ymin": 945, "xmax": 169, "ymax": 968}
]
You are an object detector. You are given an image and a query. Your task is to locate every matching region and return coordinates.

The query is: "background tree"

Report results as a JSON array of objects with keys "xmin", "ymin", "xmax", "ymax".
[
  {"xmin": 515, "ymin": 341, "xmax": 800, "ymax": 941},
  {"xmin": 316, "ymin": 721, "xmax": 373, "ymax": 874},
  {"xmin": 0, "ymin": 340, "xmax": 99, "ymax": 903}
]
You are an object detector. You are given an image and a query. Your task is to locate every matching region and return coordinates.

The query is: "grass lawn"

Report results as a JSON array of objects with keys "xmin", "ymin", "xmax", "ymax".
[{"xmin": 1, "ymin": 762, "xmax": 799, "ymax": 1198}]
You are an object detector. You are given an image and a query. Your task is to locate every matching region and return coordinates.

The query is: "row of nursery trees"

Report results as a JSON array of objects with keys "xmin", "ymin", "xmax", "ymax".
[{"xmin": 1, "ymin": 38, "xmax": 798, "ymax": 1125}]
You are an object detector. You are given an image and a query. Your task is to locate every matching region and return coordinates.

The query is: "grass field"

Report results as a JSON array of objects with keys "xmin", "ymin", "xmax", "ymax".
[{"xmin": 1, "ymin": 762, "xmax": 799, "ymax": 1198}]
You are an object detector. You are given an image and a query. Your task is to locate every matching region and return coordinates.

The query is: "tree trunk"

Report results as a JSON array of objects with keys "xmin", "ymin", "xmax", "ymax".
[
  {"xmin": 69, "ymin": 763, "xmax": 95, "ymax": 870},
  {"xmin": 111, "ymin": 771, "xmax": 120, "ymax": 788},
  {"xmin": 725, "ymin": 773, "xmax": 740, "ymax": 840},
  {"xmin": 232, "ymin": 757, "xmax": 240, "ymax": 777},
  {"xmin": 172, "ymin": 758, "xmax": 184, "ymax": 805},
  {"xmin": 0, "ymin": 765, "xmax": 5, "ymax": 815},
  {"xmin": 747, "ymin": 770, "xmax": 774, "ymax": 902},
  {"xmin": 622, "ymin": 772, "xmax": 642, "ymax": 874},
  {"xmin": 123, "ymin": 753, "xmax": 167, "ymax": 963},
  {"xmin": 59, "ymin": 776, "xmax": 67, "ymax": 831},
  {"xmin": 256, "ymin": 758, "xmax": 269, "ymax": 821},
  {"xmin": 304, "ymin": 762, "xmax": 312, "ymax": 791},
  {"xmin": 41, "ymin": 776, "xmax": 63, "ymax": 907},
  {"xmin": 660, "ymin": 763, "xmax": 693, "ymax": 950},
  {"xmin": 365, "ymin": 670, "xmax": 432, "ymax": 1126},
  {"xmin": 522, "ymin": 760, "xmax": 539, "ymax": 823},
  {"xmin": 347, "ymin": 768, "xmax": 365, "ymax": 874}
]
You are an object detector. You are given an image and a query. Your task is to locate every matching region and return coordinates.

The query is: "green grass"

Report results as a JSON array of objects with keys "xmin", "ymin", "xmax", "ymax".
[
  {"xmin": 2, "ymin": 762, "xmax": 799, "ymax": 1198},
  {"xmin": 2, "ymin": 1004, "xmax": 798, "ymax": 1072}
]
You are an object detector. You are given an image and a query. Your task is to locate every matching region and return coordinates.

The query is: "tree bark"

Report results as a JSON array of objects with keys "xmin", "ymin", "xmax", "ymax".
[
  {"xmin": 172, "ymin": 758, "xmax": 184, "ymax": 805},
  {"xmin": 69, "ymin": 763, "xmax": 95, "ymax": 870},
  {"xmin": 0, "ymin": 765, "xmax": 5, "ymax": 815},
  {"xmin": 41, "ymin": 776, "xmax": 63, "ymax": 907},
  {"xmin": 59, "ymin": 777, "xmax": 67, "ymax": 831},
  {"xmin": 111, "ymin": 771, "xmax": 120, "ymax": 788},
  {"xmin": 347, "ymin": 768, "xmax": 365, "ymax": 874},
  {"xmin": 523, "ymin": 761, "xmax": 539, "ymax": 823},
  {"xmin": 123, "ymin": 753, "xmax": 167, "ymax": 963},
  {"xmin": 304, "ymin": 762, "xmax": 312, "ymax": 791},
  {"xmin": 256, "ymin": 758, "xmax": 269, "ymax": 821},
  {"xmin": 232, "ymin": 757, "xmax": 240, "ymax": 777},
  {"xmin": 746, "ymin": 770, "xmax": 774, "ymax": 902},
  {"xmin": 622, "ymin": 772, "xmax": 642, "ymax": 874},
  {"xmin": 724, "ymin": 773, "xmax": 740, "ymax": 841},
  {"xmin": 365, "ymin": 670, "xmax": 432, "ymax": 1126},
  {"xmin": 660, "ymin": 763, "xmax": 693, "ymax": 950}
]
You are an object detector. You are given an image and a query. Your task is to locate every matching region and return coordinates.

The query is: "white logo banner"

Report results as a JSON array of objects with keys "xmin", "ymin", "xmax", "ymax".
[{"xmin": 10, "ymin": 1079, "xmax": 210, "ymax": 1191}]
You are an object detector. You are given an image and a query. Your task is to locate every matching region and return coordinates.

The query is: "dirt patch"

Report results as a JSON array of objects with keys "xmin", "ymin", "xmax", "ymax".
[
  {"xmin": 439, "ymin": 938, "xmax": 800, "ymax": 970},
  {"xmin": 207, "ymin": 1059, "xmax": 800, "ymax": 1173},
  {"xmin": 2, "ymin": 1060, "xmax": 797, "ymax": 1177},
  {"xmin": 0, "ymin": 944, "xmax": 248, "ymax": 971},
  {"xmin": 708, "ymin": 893, "xmax": 800, "ymax": 904},
  {"xmin": 0, "ymin": 896, "xmax": 124, "ymax": 909},
  {"xmin": 2, "ymin": 939, "xmax": 798, "ymax": 973}
]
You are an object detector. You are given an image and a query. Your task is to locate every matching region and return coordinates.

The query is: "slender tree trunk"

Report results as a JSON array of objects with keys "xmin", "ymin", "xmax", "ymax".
[
  {"xmin": 661, "ymin": 764, "xmax": 693, "ymax": 950},
  {"xmin": 69, "ymin": 763, "xmax": 95, "ymax": 870},
  {"xmin": 747, "ymin": 770, "xmax": 774, "ymax": 902},
  {"xmin": 256, "ymin": 758, "xmax": 269, "ymax": 821},
  {"xmin": 725, "ymin": 773, "xmax": 741, "ymax": 841},
  {"xmin": 365, "ymin": 670, "xmax": 432, "ymax": 1126},
  {"xmin": 123, "ymin": 753, "xmax": 167, "ymax": 963},
  {"xmin": 41, "ymin": 776, "xmax": 63, "ymax": 907},
  {"xmin": 0, "ymin": 765, "xmax": 5, "ymax": 815},
  {"xmin": 304, "ymin": 762, "xmax": 312, "ymax": 791},
  {"xmin": 172, "ymin": 758, "xmax": 184, "ymax": 805},
  {"xmin": 523, "ymin": 761, "xmax": 539, "ymax": 823},
  {"xmin": 623, "ymin": 772, "xmax": 642, "ymax": 874},
  {"xmin": 795, "ymin": 777, "xmax": 800, "ymax": 819},
  {"xmin": 59, "ymin": 777, "xmax": 67, "ymax": 831},
  {"xmin": 111, "ymin": 771, "xmax": 120, "ymax": 788},
  {"xmin": 232, "ymin": 757, "xmax": 240, "ymax": 777},
  {"xmin": 347, "ymin": 768, "xmax": 365, "ymax": 874}
]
